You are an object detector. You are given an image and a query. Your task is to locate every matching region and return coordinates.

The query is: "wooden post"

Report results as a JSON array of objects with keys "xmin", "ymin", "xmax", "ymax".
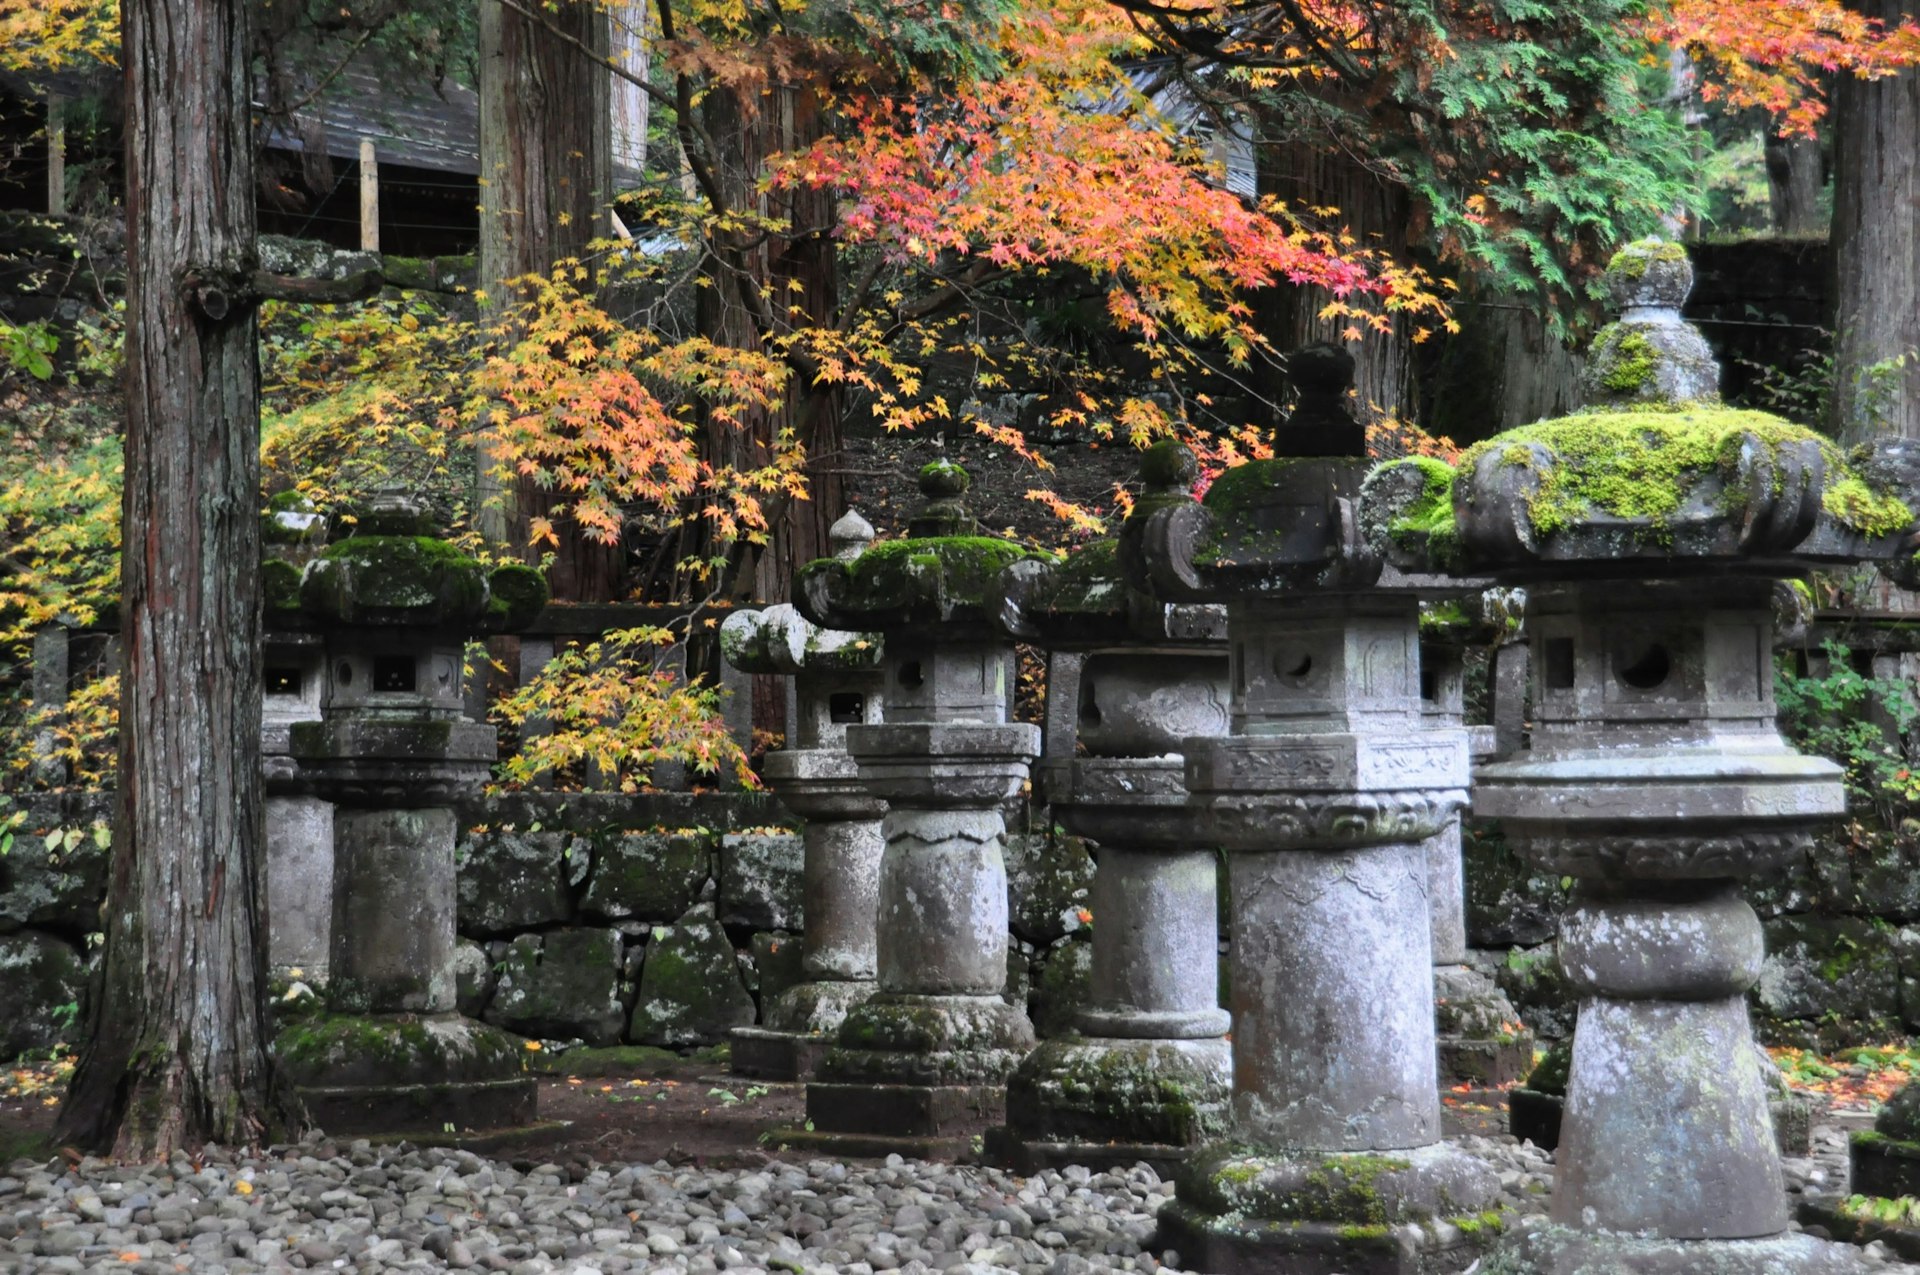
[
  {"xmin": 358, "ymin": 137, "xmax": 379, "ymax": 252},
  {"xmin": 46, "ymin": 94, "xmax": 66, "ymax": 215}
]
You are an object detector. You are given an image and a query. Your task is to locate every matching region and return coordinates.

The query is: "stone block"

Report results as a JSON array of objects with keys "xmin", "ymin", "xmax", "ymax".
[
  {"xmin": 582, "ymin": 828, "xmax": 712, "ymax": 923},
  {"xmin": 629, "ymin": 905, "xmax": 755, "ymax": 1046},
  {"xmin": 455, "ymin": 825, "xmax": 579, "ymax": 935},
  {"xmin": 1029, "ymin": 938, "xmax": 1093, "ymax": 1038},
  {"xmin": 718, "ymin": 832, "xmax": 803, "ymax": 930},
  {"xmin": 0, "ymin": 931, "xmax": 87, "ymax": 1059},
  {"xmin": 1848, "ymin": 834, "xmax": 1920, "ymax": 923},
  {"xmin": 1004, "ymin": 831, "xmax": 1095, "ymax": 946},
  {"xmin": 751, "ymin": 930, "xmax": 806, "ymax": 1010},
  {"xmin": 450, "ymin": 940, "xmax": 495, "ymax": 1019},
  {"xmin": 1756, "ymin": 915, "xmax": 1900, "ymax": 1040},
  {"xmin": 266, "ymin": 794, "xmax": 333, "ymax": 979},
  {"xmin": 483, "ymin": 928, "xmax": 627, "ymax": 1046}
]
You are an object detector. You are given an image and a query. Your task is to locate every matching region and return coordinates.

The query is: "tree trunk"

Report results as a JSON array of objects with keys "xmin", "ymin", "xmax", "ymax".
[
  {"xmin": 1830, "ymin": 0, "xmax": 1920, "ymax": 443},
  {"xmin": 678, "ymin": 83, "xmax": 841, "ymax": 606},
  {"xmin": 1254, "ymin": 130, "xmax": 1417, "ymax": 427},
  {"xmin": 1764, "ymin": 129, "xmax": 1824, "ymax": 237},
  {"xmin": 477, "ymin": 0, "xmax": 623, "ymax": 601},
  {"xmin": 56, "ymin": 0, "xmax": 291, "ymax": 1157}
]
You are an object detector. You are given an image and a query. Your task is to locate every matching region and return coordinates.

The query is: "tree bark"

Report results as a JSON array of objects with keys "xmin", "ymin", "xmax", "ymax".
[
  {"xmin": 56, "ymin": 0, "xmax": 292, "ymax": 1158},
  {"xmin": 1764, "ymin": 129, "xmax": 1824, "ymax": 237},
  {"xmin": 1254, "ymin": 129, "xmax": 1417, "ymax": 428},
  {"xmin": 477, "ymin": 0, "xmax": 623, "ymax": 601},
  {"xmin": 1830, "ymin": 0, "xmax": 1920, "ymax": 443}
]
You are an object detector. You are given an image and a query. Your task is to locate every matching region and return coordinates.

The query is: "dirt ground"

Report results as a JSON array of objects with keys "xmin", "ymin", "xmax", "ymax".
[{"xmin": 2, "ymin": 1048, "xmax": 1512, "ymax": 1170}]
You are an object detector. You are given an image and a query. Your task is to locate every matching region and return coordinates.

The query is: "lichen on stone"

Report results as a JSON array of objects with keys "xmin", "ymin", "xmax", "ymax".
[{"xmin": 1590, "ymin": 325, "xmax": 1659, "ymax": 395}]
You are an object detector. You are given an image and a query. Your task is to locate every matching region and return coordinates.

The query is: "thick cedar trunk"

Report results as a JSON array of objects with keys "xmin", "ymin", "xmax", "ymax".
[
  {"xmin": 477, "ymin": 0, "xmax": 622, "ymax": 602},
  {"xmin": 1255, "ymin": 132, "xmax": 1417, "ymax": 426},
  {"xmin": 1764, "ymin": 130, "xmax": 1824, "ymax": 237},
  {"xmin": 681, "ymin": 84, "xmax": 840, "ymax": 606},
  {"xmin": 1830, "ymin": 0, "xmax": 1920, "ymax": 443},
  {"xmin": 56, "ymin": 0, "xmax": 290, "ymax": 1156}
]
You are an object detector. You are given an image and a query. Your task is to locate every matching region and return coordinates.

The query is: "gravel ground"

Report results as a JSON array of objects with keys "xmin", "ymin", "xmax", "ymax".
[{"xmin": 0, "ymin": 1126, "xmax": 1910, "ymax": 1274}]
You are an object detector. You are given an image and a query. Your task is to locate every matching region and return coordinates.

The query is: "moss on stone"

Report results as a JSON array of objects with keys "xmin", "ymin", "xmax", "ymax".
[
  {"xmin": 1526, "ymin": 1038, "xmax": 1572, "ymax": 1095},
  {"xmin": 1376, "ymin": 455, "xmax": 1458, "ymax": 562},
  {"xmin": 1606, "ymin": 237, "xmax": 1689, "ymax": 281},
  {"xmin": 273, "ymin": 1013, "xmax": 527, "ymax": 1087},
  {"xmin": 262, "ymin": 557, "xmax": 303, "ymax": 614},
  {"xmin": 842, "ymin": 535, "xmax": 1040, "ymax": 606},
  {"xmin": 1452, "ymin": 407, "xmax": 1913, "ymax": 540},
  {"xmin": 303, "ymin": 534, "xmax": 488, "ymax": 622},
  {"xmin": 1592, "ymin": 325, "xmax": 1659, "ymax": 394},
  {"xmin": 486, "ymin": 563, "xmax": 549, "ymax": 627}
]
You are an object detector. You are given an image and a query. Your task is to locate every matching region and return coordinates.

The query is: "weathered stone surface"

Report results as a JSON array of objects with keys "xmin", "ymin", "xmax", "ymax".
[
  {"xmin": 329, "ymin": 807, "xmax": 459, "ymax": 1014},
  {"xmin": 455, "ymin": 825, "xmax": 577, "ymax": 935},
  {"xmin": 718, "ymin": 832, "xmax": 804, "ymax": 931},
  {"xmin": 629, "ymin": 905, "xmax": 755, "ymax": 1046},
  {"xmin": 484, "ymin": 928, "xmax": 627, "ymax": 1046},
  {"xmin": 266, "ymin": 794, "xmax": 333, "ymax": 980},
  {"xmin": 1004, "ymin": 831, "xmax": 1095, "ymax": 946},
  {"xmin": 449, "ymin": 939, "xmax": 495, "ymax": 1019},
  {"xmin": 0, "ymin": 930, "xmax": 87, "ymax": 1058},
  {"xmin": 1029, "ymin": 938, "xmax": 1093, "ymax": 1039},
  {"xmin": 581, "ymin": 827, "xmax": 712, "ymax": 923}
]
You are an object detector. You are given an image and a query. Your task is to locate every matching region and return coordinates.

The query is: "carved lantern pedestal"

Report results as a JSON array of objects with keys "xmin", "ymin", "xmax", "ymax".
[
  {"xmin": 773, "ymin": 464, "xmax": 1043, "ymax": 1158},
  {"xmin": 985, "ymin": 451, "xmax": 1233, "ymax": 1173},
  {"xmin": 723, "ymin": 514, "xmax": 888, "ymax": 1081},
  {"xmin": 1131, "ymin": 455, "xmax": 1499, "ymax": 1275},
  {"xmin": 276, "ymin": 492, "xmax": 550, "ymax": 1139},
  {"xmin": 1405, "ymin": 240, "xmax": 1910, "ymax": 1275}
]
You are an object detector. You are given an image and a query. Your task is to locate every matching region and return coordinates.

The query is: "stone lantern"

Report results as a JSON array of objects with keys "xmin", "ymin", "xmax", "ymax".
[
  {"xmin": 275, "ymin": 490, "xmax": 550, "ymax": 1136},
  {"xmin": 1384, "ymin": 240, "xmax": 1914, "ymax": 1273},
  {"xmin": 785, "ymin": 462, "xmax": 1044, "ymax": 1157},
  {"xmin": 1127, "ymin": 446, "xmax": 1499, "ymax": 1272},
  {"xmin": 1418, "ymin": 598, "xmax": 1534, "ymax": 1089},
  {"xmin": 985, "ymin": 443, "xmax": 1234, "ymax": 1172},
  {"xmin": 723, "ymin": 510, "xmax": 888, "ymax": 1081}
]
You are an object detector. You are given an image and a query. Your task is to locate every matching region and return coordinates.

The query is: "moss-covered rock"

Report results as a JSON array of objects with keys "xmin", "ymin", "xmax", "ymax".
[
  {"xmin": 1005, "ymin": 830, "xmax": 1095, "ymax": 946},
  {"xmin": 483, "ymin": 928, "xmax": 627, "ymax": 1045},
  {"xmin": 455, "ymin": 826, "xmax": 580, "ymax": 935},
  {"xmin": 261, "ymin": 557, "xmax": 304, "ymax": 614},
  {"xmin": 485, "ymin": 564, "xmax": 548, "ymax": 628},
  {"xmin": 1030, "ymin": 936, "xmax": 1094, "ymax": 1038},
  {"xmin": 580, "ymin": 828, "xmax": 713, "ymax": 923},
  {"xmin": 718, "ymin": 831, "xmax": 804, "ymax": 930},
  {"xmin": 0, "ymin": 931, "xmax": 87, "ymax": 1059},
  {"xmin": 450, "ymin": 939, "xmax": 495, "ymax": 1019},
  {"xmin": 1756, "ymin": 915, "xmax": 1901, "ymax": 1044},
  {"xmin": 750, "ymin": 930, "xmax": 806, "ymax": 1011},
  {"xmin": 628, "ymin": 904, "xmax": 755, "ymax": 1046},
  {"xmin": 1525, "ymin": 1038, "xmax": 1573, "ymax": 1096}
]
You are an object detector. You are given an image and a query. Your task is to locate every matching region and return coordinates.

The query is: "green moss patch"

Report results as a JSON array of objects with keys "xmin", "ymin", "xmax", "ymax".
[
  {"xmin": 1453, "ymin": 408, "xmax": 1912, "ymax": 540},
  {"xmin": 842, "ymin": 535, "xmax": 1040, "ymax": 605},
  {"xmin": 1592, "ymin": 325, "xmax": 1658, "ymax": 394},
  {"xmin": 303, "ymin": 534, "xmax": 489, "ymax": 621}
]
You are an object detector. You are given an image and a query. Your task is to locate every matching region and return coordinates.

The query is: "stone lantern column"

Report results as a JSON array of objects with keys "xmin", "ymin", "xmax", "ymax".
[
  {"xmin": 783, "ymin": 463, "xmax": 1043, "ymax": 1157},
  {"xmin": 1129, "ymin": 451, "xmax": 1498, "ymax": 1274},
  {"xmin": 985, "ymin": 444, "xmax": 1234, "ymax": 1172},
  {"xmin": 1419, "ymin": 613, "xmax": 1533, "ymax": 1089},
  {"xmin": 1408, "ymin": 240, "xmax": 1905, "ymax": 1273},
  {"xmin": 276, "ymin": 490, "xmax": 551, "ymax": 1137},
  {"xmin": 724, "ymin": 511, "xmax": 888, "ymax": 1081}
]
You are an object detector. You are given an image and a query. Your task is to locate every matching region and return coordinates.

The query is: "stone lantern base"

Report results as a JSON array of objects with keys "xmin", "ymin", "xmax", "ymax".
[
  {"xmin": 275, "ymin": 1013, "xmax": 538, "ymax": 1139},
  {"xmin": 731, "ymin": 981, "xmax": 874, "ymax": 1081},
  {"xmin": 984, "ymin": 1036, "xmax": 1231, "ymax": 1175},
  {"xmin": 1155, "ymin": 1144, "xmax": 1504, "ymax": 1275},
  {"xmin": 1478, "ymin": 1222, "xmax": 1868, "ymax": 1274}
]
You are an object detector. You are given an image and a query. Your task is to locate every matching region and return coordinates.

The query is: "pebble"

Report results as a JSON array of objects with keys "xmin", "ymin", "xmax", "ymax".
[{"xmin": 0, "ymin": 1119, "xmax": 1912, "ymax": 1272}]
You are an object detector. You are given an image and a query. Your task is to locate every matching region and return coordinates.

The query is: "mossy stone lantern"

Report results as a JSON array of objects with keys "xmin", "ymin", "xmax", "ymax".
[
  {"xmin": 279, "ymin": 489, "xmax": 549, "ymax": 1137},
  {"xmin": 1389, "ymin": 243, "xmax": 1916, "ymax": 1274},
  {"xmin": 1127, "ymin": 444, "xmax": 1499, "ymax": 1274},
  {"xmin": 984, "ymin": 442, "xmax": 1234, "ymax": 1173},
  {"xmin": 782, "ymin": 461, "xmax": 1046, "ymax": 1157},
  {"xmin": 722, "ymin": 509, "xmax": 888, "ymax": 1081}
]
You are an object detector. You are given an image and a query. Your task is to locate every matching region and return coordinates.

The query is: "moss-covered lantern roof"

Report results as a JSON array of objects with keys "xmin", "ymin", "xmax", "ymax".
[{"xmin": 795, "ymin": 464, "xmax": 1051, "ymax": 633}]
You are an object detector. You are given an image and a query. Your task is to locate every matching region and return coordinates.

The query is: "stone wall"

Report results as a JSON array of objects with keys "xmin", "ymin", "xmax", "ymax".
[
  {"xmin": 0, "ymin": 789, "xmax": 1098, "ymax": 1061},
  {"xmin": 1468, "ymin": 817, "xmax": 1920, "ymax": 1050}
]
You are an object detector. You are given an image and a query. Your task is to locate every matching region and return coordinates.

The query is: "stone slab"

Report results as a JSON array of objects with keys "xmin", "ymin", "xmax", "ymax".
[
  {"xmin": 1438, "ymin": 1038, "xmax": 1534, "ymax": 1089},
  {"xmin": 729, "ymin": 1026, "xmax": 831, "ymax": 1082},
  {"xmin": 805, "ymin": 1081, "xmax": 1003, "ymax": 1137},
  {"xmin": 1478, "ymin": 1221, "xmax": 1868, "ymax": 1273},
  {"xmin": 296, "ymin": 1076, "xmax": 537, "ymax": 1137},
  {"xmin": 980, "ymin": 1127, "xmax": 1192, "ymax": 1179},
  {"xmin": 1154, "ymin": 1201, "xmax": 1482, "ymax": 1275},
  {"xmin": 1849, "ymin": 1131, "xmax": 1920, "ymax": 1199}
]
